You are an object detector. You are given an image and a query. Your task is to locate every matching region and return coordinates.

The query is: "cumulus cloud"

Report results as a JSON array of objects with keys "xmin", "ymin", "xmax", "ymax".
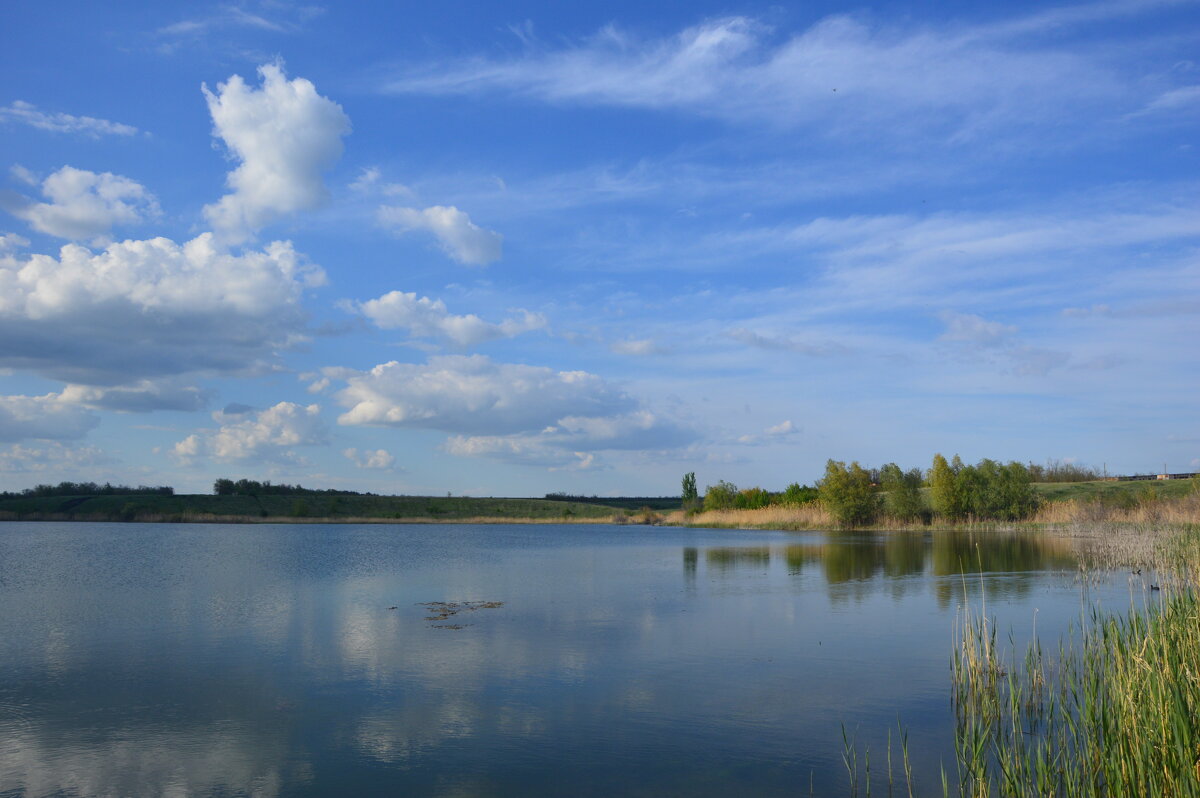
[
  {"xmin": 1, "ymin": 166, "xmax": 160, "ymax": 241},
  {"xmin": 344, "ymin": 447, "xmax": 396, "ymax": 469},
  {"xmin": 351, "ymin": 290, "xmax": 545, "ymax": 347},
  {"xmin": 59, "ymin": 380, "xmax": 210, "ymax": 413},
  {"xmin": 0, "ymin": 233, "xmax": 29, "ymax": 254},
  {"xmin": 0, "ymin": 233, "xmax": 324, "ymax": 386},
  {"xmin": 0, "ymin": 392, "xmax": 99, "ymax": 442},
  {"xmin": 329, "ymin": 355, "xmax": 635, "ymax": 434},
  {"xmin": 0, "ymin": 101, "xmax": 140, "ymax": 137},
  {"xmin": 327, "ymin": 355, "xmax": 696, "ymax": 467},
  {"xmin": 0, "ymin": 442, "xmax": 111, "ymax": 474},
  {"xmin": 378, "ymin": 205, "xmax": 502, "ymax": 265},
  {"xmin": 445, "ymin": 409, "xmax": 693, "ymax": 467},
  {"xmin": 202, "ymin": 63, "xmax": 351, "ymax": 241},
  {"xmin": 174, "ymin": 402, "xmax": 327, "ymax": 462}
]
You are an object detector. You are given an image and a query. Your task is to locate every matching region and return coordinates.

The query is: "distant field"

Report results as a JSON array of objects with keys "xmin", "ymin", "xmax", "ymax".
[
  {"xmin": 0, "ymin": 493, "xmax": 623, "ymax": 522},
  {"xmin": 1033, "ymin": 479, "xmax": 1195, "ymax": 503}
]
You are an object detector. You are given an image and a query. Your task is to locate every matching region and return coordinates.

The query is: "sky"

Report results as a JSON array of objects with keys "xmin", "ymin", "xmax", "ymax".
[{"xmin": 0, "ymin": 0, "xmax": 1197, "ymax": 496}]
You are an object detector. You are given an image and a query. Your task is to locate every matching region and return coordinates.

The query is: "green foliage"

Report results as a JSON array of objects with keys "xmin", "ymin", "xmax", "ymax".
[
  {"xmin": 819, "ymin": 459, "xmax": 880, "ymax": 528},
  {"xmin": 930, "ymin": 454, "xmax": 1039, "ymax": 521},
  {"xmin": 734, "ymin": 487, "xmax": 771, "ymax": 510},
  {"xmin": 681, "ymin": 472, "xmax": 698, "ymax": 501},
  {"xmin": 879, "ymin": 463, "xmax": 929, "ymax": 523},
  {"xmin": 930, "ymin": 453, "xmax": 968, "ymax": 521},
  {"xmin": 780, "ymin": 482, "xmax": 820, "ymax": 506},
  {"xmin": 703, "ymin": 480, "xmax": 738, "ymax": 511},
  {"xmin": 290, "ymin": 500, "xmax": 309, "ymax": 518}
]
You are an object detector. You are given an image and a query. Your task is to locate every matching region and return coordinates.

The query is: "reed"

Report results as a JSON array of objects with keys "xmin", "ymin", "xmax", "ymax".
[{"xmin": 948, "ymin": 526, "xmax": 1200, "ymax": 797}]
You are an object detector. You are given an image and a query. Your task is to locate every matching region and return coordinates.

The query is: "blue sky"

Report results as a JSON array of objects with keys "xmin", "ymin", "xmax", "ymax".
[{"xmin": 0, "ymin": 0, "xmax": 1197, "ymax": 496}]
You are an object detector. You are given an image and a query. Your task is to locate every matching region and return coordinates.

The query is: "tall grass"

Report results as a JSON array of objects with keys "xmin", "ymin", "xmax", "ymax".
[{"xmin": 949, "ymin": 528, "xmax": 1200, "ymax": 797}]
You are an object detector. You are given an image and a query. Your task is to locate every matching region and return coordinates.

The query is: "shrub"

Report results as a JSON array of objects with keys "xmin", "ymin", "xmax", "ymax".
[
  {"xmin": 703, "ymin": 480, "xmax": 738, "ymax": 511},
  {"xmin": 734, "ymin": 487, "xmax": 771, "ymax": 510},
  {"xmin": 880, "ymin": 463, "xmax": 929, "ymax": 523},
  {"xmin": 780, "ymin": 482, "xmax": 819, "ymax": 506},
  {"xmin": 819, "ymin": 460, "xmax": 880, "ymax": 528}
]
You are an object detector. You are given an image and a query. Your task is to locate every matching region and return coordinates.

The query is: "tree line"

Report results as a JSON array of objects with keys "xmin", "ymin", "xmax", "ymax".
[
  {"xmin": 690, "ymin": 454, "xmax": 1044, "ymax": 528},
  {"xmin": 212, "ymin": 478, "xmax": 365, "ymax": 497},
  {"xmin": 0, "ymin": 481, "xmax": 174, "ymax": 499}
]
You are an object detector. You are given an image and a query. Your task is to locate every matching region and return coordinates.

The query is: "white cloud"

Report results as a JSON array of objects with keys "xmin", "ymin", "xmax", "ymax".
[
  {"xmin": 326, "ymin": 354, "xmax": 694, "ymax": 467},
  {"xmin": 609, "ymin": 337, "xmax": 663, "ymax": 356},
  {"xmin": 59, "ymin": 380, "xmax": 210, "ymax": 413},
  {"xmin": 378, "ymin": 205, "xmax": 502, "ymax": 265},
  {"xmin": 350, "ymin": 166, "xmax": 413, "ymax": 198},
  {"xmin": 726, "ymin": 328, "xmax": 844, "ymax": 356},
  {"xmin": 174, "ymin": 402, "xmax": 327, "ymax": 463},
  {"xmin": 383, "ymin": 11, "xmax": 1124, "ymax": 140},
  {"xmin": 0, "ymin": 442, "xmax": 111, "ymax": 474},
  {"xmin": 444, "ymin": 409, "xmax": 694, "ymax": 467},
  {"xmin": 1130, "ymin": 85, "xmax": 1200, "ymax": 118},
  {"xmin": 938, "ymin": 311, "xmax": 1070, "ymax": 377},
  {"xmin": 202, "ymin": 63, "xmax": 351, "ymax": 241},
  {"xmin": 736, "ymin": 419, "xmax": 799, "ymax": 445},
  {"xmin": 2, "ymin": 166, "xmax": 160, "ymax": 241},
  {"xmin": 329, "ymin": 355, "xmax": 635, "ymax": 434},
  {"xmin": 0, "ymin": 101, "xmax": 140, "ymax": 137},
  {"xmin": 351, "ymin": 290, "xmax": 545, "ymax": 347},
  {"xmin": 0, "ymin": 233, "xmax": 324, "ymax": 385},
  {"xmin": 0, "ymin": 233, "xmax": 29, "ymax": 254},
  {"xmin": 937, "ymin": 311, "xmax": 1017, "ymax": 346},
  {"xmin": 343, "ymin": 447, "xmax": 396, "ymax": 469},
  {"xmin": 0, "ymin": 393, "xmax": 99, "ymax": 442}
]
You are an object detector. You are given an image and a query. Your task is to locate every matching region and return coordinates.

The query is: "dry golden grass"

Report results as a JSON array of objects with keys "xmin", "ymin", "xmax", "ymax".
[
  {"xmin": 667, "ymin": 504, "xmax": 833, "ymax": 530},
  {"xmin": 1033, "ymin": 492, "xmax": 1200, "ymax": 526}
]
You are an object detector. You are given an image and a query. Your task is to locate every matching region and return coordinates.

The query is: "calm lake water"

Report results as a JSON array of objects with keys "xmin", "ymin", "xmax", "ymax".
[{"xmin": 0, "ymin": 522, "xmax": 1144, "ymax": 796}]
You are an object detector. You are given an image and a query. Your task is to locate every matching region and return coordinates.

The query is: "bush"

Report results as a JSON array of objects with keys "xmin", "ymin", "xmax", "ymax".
[
  {"xmin": 703, "ymin": 480, "xmax": 738, "ymax": 511},
  {"xmin": 880, "ymin": 463, "xmax": 929, "ymax": 523},
  {"xmin": 819, "ymin": 460, "xmax": 880, "ymax": 528},
  {"xmin": 734, "ymin": 487, "xmax": 771, "ymax": 510},
  {"xmin": 780, "ymin": 482, "xmax": 819, "ymax": 506}
]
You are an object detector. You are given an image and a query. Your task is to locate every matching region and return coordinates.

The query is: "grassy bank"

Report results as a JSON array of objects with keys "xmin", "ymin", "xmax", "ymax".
[
  {"xmin": 0, "ymin": 492, "xmax": 625, "ymax": 523},
  {"xmin": 670, "ymin": 479, "xmax": 1200, "ymax": 532}
]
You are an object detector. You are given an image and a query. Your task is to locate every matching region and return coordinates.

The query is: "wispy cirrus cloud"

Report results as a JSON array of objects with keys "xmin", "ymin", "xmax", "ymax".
[
  {"xmin": 381, "ymin": 8, "xmax": 1159, "ymax": 142},
  {"xmin": 0, "ymin": 101, "xmax": 140, "ymax": 137}
]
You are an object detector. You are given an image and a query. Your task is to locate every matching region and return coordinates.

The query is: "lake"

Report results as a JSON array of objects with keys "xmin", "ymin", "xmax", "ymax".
[{"xmin": 0, "ymin": 522, "xmax": 1143, "ymax": 796}]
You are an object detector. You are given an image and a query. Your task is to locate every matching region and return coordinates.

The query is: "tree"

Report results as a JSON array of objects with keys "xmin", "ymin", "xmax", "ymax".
[
  {"xmin": 781, "ymin": 482, "xmax": 819, "ymax": 506},
  {"xmin": 880, "ymin": 462, "xmax": 928, "ymax": 523},
  {"xmin": 819, "ymin": 459, "xmax": 880, "ymax": 528},
  {"xmin": 703, "ymin": 480, "xmax": 738, "ymax": 511},
  {"xmin": 929, "ymin": 453, "xmax": 968, "ymax": 521},
  {"xmin": 681, "ymin": 472, "xmax": 699, "ymax": 511}
]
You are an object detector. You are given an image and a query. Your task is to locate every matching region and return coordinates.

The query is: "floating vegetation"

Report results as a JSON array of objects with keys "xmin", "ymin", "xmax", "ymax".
[{"xmin": 417, "ymin": 600, "xmax": 504, "ymax": 629}]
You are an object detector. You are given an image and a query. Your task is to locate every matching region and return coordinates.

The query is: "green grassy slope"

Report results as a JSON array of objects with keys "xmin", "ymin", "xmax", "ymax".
[
  {"xmin": 1032, "ymin": 479, "xmax": 1195, "ymax": 503},
  {"xmin": 0, "ymin": 492, "xmax": 621, "ymax": 522}
]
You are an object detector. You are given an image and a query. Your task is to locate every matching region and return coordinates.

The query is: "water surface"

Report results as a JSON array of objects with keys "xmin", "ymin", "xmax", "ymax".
[{"xmin": 0, "ymin": 522, "xmax": 1141, "ymax": 796}]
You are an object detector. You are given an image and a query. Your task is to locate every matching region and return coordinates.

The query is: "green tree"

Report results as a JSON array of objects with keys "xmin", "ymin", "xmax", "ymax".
[
  {"xmin": 681, "ymin": 472, "xmax": 699, "ymax": 511},
  {"xmin": 930, "ymin": 453, "xmax": 968, "ymax": 521},
  {"xmin": 703, "ymin": 480, "xmax": 738, "ymax": 511},
  {"xmin": 734, "ymin": 487, "xmax": 771, "ymax": 509},
  {"xmin": 819, "ymin": 460, "xmax": 880, "ymax": 528},
  {"xmin": 880, "ymin": 462, "xmax": 928, "ymax": 523},
  {"xmin": 780, "ymin": 482, "xmax": 819, "ymax": 506}
]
